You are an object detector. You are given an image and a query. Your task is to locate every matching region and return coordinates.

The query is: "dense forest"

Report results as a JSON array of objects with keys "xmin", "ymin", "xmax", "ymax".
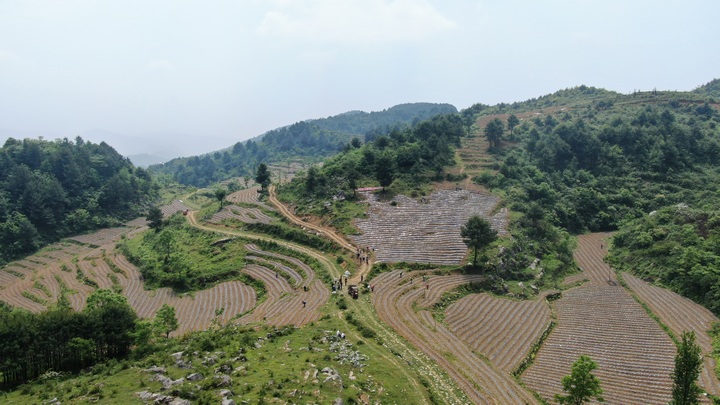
[
  {"xmin": 148, "ymin": 103, "xmax": 456, "ymax": 187},
  {"xmin": 0, "ymin": 290, "xmax": 138, "ymax": 386},
  {"xmin": 0, "ymin": 137, "xmax": 158, "ymax": 263},
  {"xmin": 473, "ymin": 86, "xmax": 720, "ymax": 313}
]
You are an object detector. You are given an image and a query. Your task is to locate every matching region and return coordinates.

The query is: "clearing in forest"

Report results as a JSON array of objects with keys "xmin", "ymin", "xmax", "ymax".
[{"xmin": 350, "ymin": 189, "xmax": 507, "ymax": 265}]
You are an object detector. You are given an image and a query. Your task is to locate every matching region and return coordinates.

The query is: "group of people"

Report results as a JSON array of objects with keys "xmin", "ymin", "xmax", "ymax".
[{"xmin": 356, "ymin": 246, "xmax": 374, "ymax": 264}]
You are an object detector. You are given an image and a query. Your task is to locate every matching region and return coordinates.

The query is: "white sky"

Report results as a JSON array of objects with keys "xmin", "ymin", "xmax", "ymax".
[{"xmin": 1, "ymin": 0, "xmax": 718, "ymax": 153}]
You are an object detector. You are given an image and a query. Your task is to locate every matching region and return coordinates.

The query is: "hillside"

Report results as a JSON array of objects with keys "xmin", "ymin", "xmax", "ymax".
[
  {"xmin": 148, "ymin": 102, "xmax": 456, "ymax": 187},
  {"xmin": 3, "ymin": 80, "xmax": 720, "ymax": 404},
  {"xmin": 0, "ymin": 137, "xmax": 158, "ymax": 263}
]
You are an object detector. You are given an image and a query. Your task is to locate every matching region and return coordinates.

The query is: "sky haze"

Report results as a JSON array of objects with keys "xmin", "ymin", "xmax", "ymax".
[{"xmin": 1, "ymin": 0, "xmax": 718, "ymax": 159}]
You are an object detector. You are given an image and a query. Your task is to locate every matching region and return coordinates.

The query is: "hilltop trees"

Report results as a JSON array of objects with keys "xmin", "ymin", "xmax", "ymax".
[{"xmin": 0, "ymin": 137, "xmax": 157, "ymax": 263}]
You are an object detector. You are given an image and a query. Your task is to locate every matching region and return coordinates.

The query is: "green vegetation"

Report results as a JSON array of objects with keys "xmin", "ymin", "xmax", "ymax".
[
  {"xmin": 278, "ymin": 113, "xmax": 466, "ymax": 231},
  {"xmin": 461, "ymin": 215, "xmax": 498, "ymax": 268},
  {"xmin": 0, "ymin": 137, "xmax": 158, "ymax": 263},
  {"xmin": 672, "ymin": 331, "xmax": 703, "ymax": 405},
  {"xmin": 608, "ymin": 205, "xmax": 720, "ymax": 315},
  {"xmin": 554, "ymin": 355, "xmax": 604, "ymax": 405},
  {"xmin": 149, "ymin": 103, "xmax": 457, "ymax": 187},
  {"xmin": 118, "ymin": 214, "xmax": 250, "ymax": 292},
  {"xmin": 0, "ymin": 290, "xmax": 137, "ymax": 387},
  {"xmin": 2, "ymin": 315, "xmax": 426, "ymax": 404}
]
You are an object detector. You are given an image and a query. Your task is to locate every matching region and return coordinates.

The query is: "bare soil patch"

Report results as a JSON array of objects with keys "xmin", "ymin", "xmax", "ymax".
[{"xmin": 350, "ymin": 189, "xmax": 507, "ymax": 265}]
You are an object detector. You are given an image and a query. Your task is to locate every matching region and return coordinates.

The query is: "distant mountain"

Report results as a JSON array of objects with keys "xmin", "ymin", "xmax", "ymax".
[
  {"xmin": 149, "ymin": 102, "xmax": 457, "ymax": 187},
  {"xmin": 0, "ymin": 128, "xmax": 238, "ymax": 167}
]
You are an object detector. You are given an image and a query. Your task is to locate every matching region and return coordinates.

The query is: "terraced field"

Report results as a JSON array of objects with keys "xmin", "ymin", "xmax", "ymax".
[
  {"xmin": 522, "ymin": 233, "xmax": 678, "ymax": 404},
  {"xmin": 624, "ymin": 272, "xmax": 720, "ymax": 397},
  {"xmin": 351, "ymin": 189, "xmax": 508, "ymax": 265},
  {"xmin": 371, "ymin": 270, "xmax": 540, "ymax": 404},
  {"xmin": 445, "ymin": 292, "xmax": 551, "ymax": 373},
  {"xmin": 0, "ymin": 197, "xmax": 329, "ymax": 335}
]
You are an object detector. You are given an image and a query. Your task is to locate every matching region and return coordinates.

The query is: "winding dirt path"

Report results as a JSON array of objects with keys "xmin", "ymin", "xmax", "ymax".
[{"xmin": 268, "ymin": 185, "xmax": 373, "ymax": 284}]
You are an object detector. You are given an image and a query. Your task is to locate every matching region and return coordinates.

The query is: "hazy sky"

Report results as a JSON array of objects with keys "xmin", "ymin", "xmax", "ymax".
[{"xmin": 1, "ymin": 0, "xmax": 718, "ymax": 154}]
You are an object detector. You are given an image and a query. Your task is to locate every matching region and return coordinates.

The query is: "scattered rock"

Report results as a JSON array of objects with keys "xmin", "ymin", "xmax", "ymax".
[
  {"xmin": 170, "ymin": 352, "xmax": 184, "ymax": 361},
  {"xmin": 219, "ymin": 389, "xmax": 233, "ymax": 398},
  {"xmin": 153, "ymin": 374, "xmax": 184, "ymax": 390},
  {"xmin": 321, "ymin": 367, "xmax": 342, "ymax": 384},
  {"xmin": 187, "ymin": 373, "xmax": 204, "ymax": 382},
  {"xmin": 333, "ymin": 398, "xmax": 344, "ymax": 405},
  {"xmin": 213, "ymin": 373, "xmax": 232, "ymax": 387},
  {"xmin": 144, "ymin": 365, "xmax": 166, "ymax": 374},
  {"xmin": 221, "ymin": 399, "xmax": 236, "ymax": 405}
]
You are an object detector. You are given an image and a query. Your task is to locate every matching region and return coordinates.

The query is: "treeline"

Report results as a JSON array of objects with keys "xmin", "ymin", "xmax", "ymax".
[
  {"xmin": 477, "ymin": 95, "xmax": 720, "ymax": 234},
  {"xmin": 281, "ymin": 113, "xmax": 466, "ymax": 201},
  {"xmin": 0, "ymin": 137, "xmax": 158, "ymax": 263},
  {"xmin": 607, "ymin": 205, "xmax": 720, "ymax": 315},
  {"xmin": 308, "ymin": 102, "xmax": 457, "ymax": 133},
  {"xmin": 149, "ymin": 103, "xmax": 457, "ymax": 187},
  {"xmin": 0, "ymin": 290, "xmax": 137, "ymax": 387}
]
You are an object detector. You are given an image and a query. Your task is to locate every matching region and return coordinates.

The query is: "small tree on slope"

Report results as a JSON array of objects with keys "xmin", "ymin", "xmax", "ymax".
[
  {"xmin": 555, "ymin": 355, "xmax": 604, "ymax": 405},
  {"xmin": 671, "ymin": 331, "xmax": 703, "ymax": 405}
]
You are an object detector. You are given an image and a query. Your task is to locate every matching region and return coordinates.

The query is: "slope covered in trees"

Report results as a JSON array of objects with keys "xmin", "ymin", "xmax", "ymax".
[
  {"xmin": 148, "ymin": 102, "xmax": 457, "ymax": 187},
  {"xmin": 469, "ymin": 81, "xmax": 720, "ymax": 314},
  {"xmin": 0, "ymin": 137, "xmax": 158, "ymax": 263}
]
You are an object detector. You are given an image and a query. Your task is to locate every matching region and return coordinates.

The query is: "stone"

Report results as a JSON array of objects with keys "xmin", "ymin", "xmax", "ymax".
[
  {"xmin": 144, "ymin": 365, "xmax": 166, "ymax": 374},
  {"xmin": 187, "ymin": 373, "xmax": 204, "ymax": 382}
]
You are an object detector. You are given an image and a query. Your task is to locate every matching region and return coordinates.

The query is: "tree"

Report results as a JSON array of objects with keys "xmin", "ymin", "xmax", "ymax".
[
  {"xmin": 460, "ymin": 215, "xmax": 498, "ymax": 267},
  {"xmin": 374, "ymin": 152, "xmax": 396, "ymax": 189},
  {"xmin": 214, "ymin": 187, "xmax": 228, "ymax": 209},
  {"xmin": 146, "ymin": 206, "xmax": 164, "ymax": 231},
  {"xmin": 555, "ymin": 355, "xmax": 604, "ymax": 405},
  {"xmin": 507, "ymin": 114, "xmax": 520, "ymax": 135},
  {"xmin": 671, "ymin": 331, "xmax": 703, "ymax": 405},
  {"xmin": 255, "ymin": 163, "xmax": 271, "ymax": 192},
  {"xmin": 84, "ymin": 289, "xmax": 137, "ymax": 358},
  {"xmin": 154, "ymin": 304, "xmax": 179, "ymax": 338},
  {"xmin": 484, "ymin": 118, "xmax": 504, "ymax": 148}
]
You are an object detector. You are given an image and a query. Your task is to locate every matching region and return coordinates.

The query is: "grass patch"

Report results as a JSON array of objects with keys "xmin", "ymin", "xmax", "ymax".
[{"xmin": 21, "ymin": 290, "xmax": 47, "ymax": 306}]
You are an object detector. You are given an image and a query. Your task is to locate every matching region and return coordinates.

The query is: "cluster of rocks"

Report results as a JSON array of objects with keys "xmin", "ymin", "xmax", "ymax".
[
  {"xmin": 328, "ymin": 336, "xmax": 368, "ymax": 368},
  {"xmin": 137, "ymin": 350, "xmax": 240, "ymax": 404}
]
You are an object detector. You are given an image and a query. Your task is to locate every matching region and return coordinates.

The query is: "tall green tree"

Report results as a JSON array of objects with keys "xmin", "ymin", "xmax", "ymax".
[
  {"xmin": 154, "ymin": 304, "xmax": 179, "ymax": 338},
  {"xmin": 484, "ymin": 118, "xmax": 505, "ymax": 148},
  {"xmin": 507, "ymin": 114, "xmax": 520, "ymax": 135},
  {"xmin": 555, "ymin": 355, "xmax": 604, "ymax": 405},
  {"xmin": 214, "ymin": 187, "xmax": 228, "ymax": 208},
  {"xmin": 146, "ymin": 206, "xmax": 164, "ymax": 231},
  {"xmin": 460, "ymin": 215, "xmax": 497, "ymax": 267},
  {"xmin": 374, "ymin": 152, "xmax": 396, "ymax": 189},
  {"xmin": 255, "ymin": 163, "xmax": 271, "ymax": 192},
  {"xmin": 671, "ymin": 331, "xmax": 703, "ymax": 405}
]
